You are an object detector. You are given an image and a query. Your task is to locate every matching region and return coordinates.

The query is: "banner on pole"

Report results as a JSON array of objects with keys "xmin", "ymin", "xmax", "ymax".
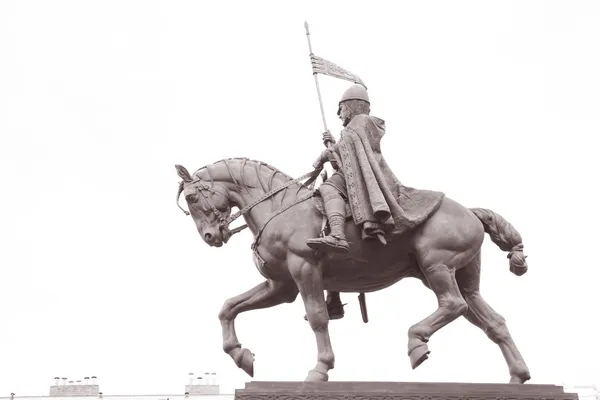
[{"xmin": 310, "ymin": 54, "xmax": 366, "ymax": 88}]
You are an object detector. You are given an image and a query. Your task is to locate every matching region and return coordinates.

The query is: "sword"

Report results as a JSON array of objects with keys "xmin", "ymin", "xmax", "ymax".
[{"xmin": 359, "ymin": 292, "xmax": 369, "ymax": 323}]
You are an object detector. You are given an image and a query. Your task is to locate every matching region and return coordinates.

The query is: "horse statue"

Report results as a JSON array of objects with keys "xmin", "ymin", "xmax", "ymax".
[{"xmin": 174, "ymin": 157, "xmax": 531, "ymax": 384}]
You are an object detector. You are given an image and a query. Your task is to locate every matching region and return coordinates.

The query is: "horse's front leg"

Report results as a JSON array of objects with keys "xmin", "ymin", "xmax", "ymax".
[
  {"xmin": 288, "ymin": 254, "xmax": 334, "ymax": 382},
  {"xmin": 219, "ymin": 279, "xmax": 298, "ymax": 377}
]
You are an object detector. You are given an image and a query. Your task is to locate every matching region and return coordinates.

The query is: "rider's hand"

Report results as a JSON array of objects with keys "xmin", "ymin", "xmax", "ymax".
[
  {"xmin": 322, "ymin": 130, "xmax": 335, "ymax": 145},
  {"xmin": 312, "ymin": 149, "xmax": 329, "ymax": 169}
]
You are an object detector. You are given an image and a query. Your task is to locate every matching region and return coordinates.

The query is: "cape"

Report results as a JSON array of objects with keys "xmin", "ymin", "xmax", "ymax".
[{"xmin": 334, "ymin": 114, "xmax": 445, "ymax": 238}]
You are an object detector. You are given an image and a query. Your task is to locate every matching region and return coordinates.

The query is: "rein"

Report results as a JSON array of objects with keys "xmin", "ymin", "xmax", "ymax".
[{"xmin": 178, "ymin": 167, "xmax": 322, "ymax": 239}]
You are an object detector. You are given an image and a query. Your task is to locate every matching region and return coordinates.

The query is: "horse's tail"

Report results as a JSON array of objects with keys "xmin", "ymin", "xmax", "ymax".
[{"xmin": 470, "ymin": 207, "xmax": 528, "ymax": 276}]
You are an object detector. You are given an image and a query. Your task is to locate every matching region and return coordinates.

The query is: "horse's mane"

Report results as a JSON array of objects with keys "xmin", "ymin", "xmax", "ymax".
[{"xmin": 192, "ymin": 157, "xmax": 297, "ymax": 194}]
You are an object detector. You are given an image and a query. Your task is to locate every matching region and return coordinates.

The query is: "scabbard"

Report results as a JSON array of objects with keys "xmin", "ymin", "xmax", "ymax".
[{"xmin": 358, "ymin": 292, "xmax": 369, "ymax": 323}]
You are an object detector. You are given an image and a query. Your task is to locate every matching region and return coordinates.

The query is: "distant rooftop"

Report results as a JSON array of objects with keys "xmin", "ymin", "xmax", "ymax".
[
  {"xmin": 0, "ymin": 395, "xmax": 231, "ymax": 400},
  {"xmin": 1, "ymin": 373, "xmax": 225, "ymax": 399}
]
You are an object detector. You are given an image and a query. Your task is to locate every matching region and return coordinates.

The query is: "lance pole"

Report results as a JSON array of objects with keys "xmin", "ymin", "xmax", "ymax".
[{"xmin": 304, "ymin": 21, "xmax": 329, "ymax": 134}]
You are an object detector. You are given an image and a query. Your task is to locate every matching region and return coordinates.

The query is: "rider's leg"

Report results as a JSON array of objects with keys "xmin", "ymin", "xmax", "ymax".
[{"xmin": 306, "ymin": 184, "xmax": 349, "ymax": 253}]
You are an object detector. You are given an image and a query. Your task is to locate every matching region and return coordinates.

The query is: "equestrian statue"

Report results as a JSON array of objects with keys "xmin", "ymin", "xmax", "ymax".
[{"xmin": 173, "ymin": 24, "xmax": 532, "ymax": 385}]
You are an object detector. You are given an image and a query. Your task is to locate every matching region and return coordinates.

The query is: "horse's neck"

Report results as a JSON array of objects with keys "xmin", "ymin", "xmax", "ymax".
[{"xmin": 207, "ymin": 159, "xmax": 308, "ymax": 234}]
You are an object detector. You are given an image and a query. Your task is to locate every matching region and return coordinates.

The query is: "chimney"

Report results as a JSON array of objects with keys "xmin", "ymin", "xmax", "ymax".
[
  {"xmin": 91, "ymin": 376, "xmax": 97, "ymax": 385},
  {"xmin": 98, "ymin": 392, "xmax": 103, "ymax": 399},
  {"xmin": 54, "ymin": 377, "xmax": 60, "ymax": 386},
  {"xmin": 204, "ymin": 372, "xmax": 209, "ymax": 385},
  {"xmin": 196, "ymin": 377, "xmax": 202, "ymax": 386},
  {"xmin": 68, "ymin": 381, "xmax": 74, "ymax": 385},
  {"xmin": 62, "ymin": 378, "xmax": 67, "ymax": 386},
  {"xmin": 188, "ymin": 372, "xmax": 194, "ymax": 386},
  {"xmin": 211, "ymin": 372, "xmax": 217, "ymax": 386},
  {"xmin": 76, "ymin": 380, "xmax": 82, "ymax": 385},
  {"xmin": 10, "ymin": 394, "xmax": 14, "ymax": 400},
  {"xmin": 84, "ymin": 377, "xmax": 90, "ymax": 386}
]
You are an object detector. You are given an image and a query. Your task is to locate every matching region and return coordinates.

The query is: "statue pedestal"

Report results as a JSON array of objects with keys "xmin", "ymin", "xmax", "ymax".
[{"xmin": 235, "ymin": 381, "xmax": 579, "ymax": 400}]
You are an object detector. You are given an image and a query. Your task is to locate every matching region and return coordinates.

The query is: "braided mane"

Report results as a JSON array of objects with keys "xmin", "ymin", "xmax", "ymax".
[
  {"xmin": 191, "ymin": 158, "xmax": 310, "ymax": 211},
  {"xmin": 192, "ymin": 157, "xmax": 296, "ymax": 191}
]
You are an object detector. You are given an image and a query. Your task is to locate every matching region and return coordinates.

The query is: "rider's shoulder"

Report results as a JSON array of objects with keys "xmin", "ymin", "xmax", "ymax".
[
  {"xmin": 349, "ymin": 114, "xmax": 370, "ymax": 125},
  {"xmin": 348, "ymin": 114, "xmax": 385, "ymax": 129}
]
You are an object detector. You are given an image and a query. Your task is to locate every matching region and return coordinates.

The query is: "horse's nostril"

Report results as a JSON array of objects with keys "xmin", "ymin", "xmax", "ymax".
[{"xmin": 204, "ymin": 233, "xmax": 213, "ymax": 241}]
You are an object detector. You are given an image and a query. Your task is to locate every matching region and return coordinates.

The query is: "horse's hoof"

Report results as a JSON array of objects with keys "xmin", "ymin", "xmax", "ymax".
[
  {"xmin": 409, "ymin": 344, "xmax": 430, "ymax": 369},
  {"xmin": 509, "ymin": 364, "xmax": 530, "ymax": 384},
  {"xmin": 509, "ymin": 373, "xmax": 530, "ymax": 384},
  {"xmin": 305, "ymin": 369, "xmax": 328, "ymax": 382},
  {"xmin": 234, "ymin": 348, "xmax": 255, "ymax": 377}
]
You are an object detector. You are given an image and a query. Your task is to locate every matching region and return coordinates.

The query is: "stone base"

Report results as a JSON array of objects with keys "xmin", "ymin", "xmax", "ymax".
[{"xmin": 235, "ymin": 381, "xmax": 579, "ymax": 400}]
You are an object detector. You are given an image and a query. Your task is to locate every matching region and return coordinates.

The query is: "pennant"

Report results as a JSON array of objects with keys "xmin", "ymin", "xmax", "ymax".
[{"xmin": 310, "ymin": 55, "xmax": 366, "ymax": 87}]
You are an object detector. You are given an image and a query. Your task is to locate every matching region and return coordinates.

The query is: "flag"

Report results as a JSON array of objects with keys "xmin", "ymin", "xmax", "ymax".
[{"xmin": 310, "ymin": 54, "xmax": 366, "ymax": 87}]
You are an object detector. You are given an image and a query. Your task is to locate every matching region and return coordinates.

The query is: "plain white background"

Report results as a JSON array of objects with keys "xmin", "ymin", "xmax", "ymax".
[{"xmin": 1, "ymin": 0, "xmax": 598, "ymax": 395}]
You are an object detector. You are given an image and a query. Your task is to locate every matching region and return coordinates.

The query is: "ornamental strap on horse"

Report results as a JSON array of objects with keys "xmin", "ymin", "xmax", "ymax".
[{"xmin": 177, "ymin": 167, "xmax": 323, "ymax": 239}]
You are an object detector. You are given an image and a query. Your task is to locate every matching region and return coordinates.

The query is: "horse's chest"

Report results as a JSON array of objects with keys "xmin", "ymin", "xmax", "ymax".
[{"xmin": 251, "ymin": 245, "xmax": 287, "ymax": 281}]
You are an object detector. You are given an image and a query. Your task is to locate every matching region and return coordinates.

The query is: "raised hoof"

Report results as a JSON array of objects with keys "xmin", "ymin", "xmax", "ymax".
[
  {"xmin": 409, "ymin": 344, "xmax": 430, "ymax": 369},
  {"xmin": 305, "ymin": 369, "xmax": 328, "ymax": 382},
  {"xmin": 234, "ymin": 348, "xmax": 255, "ymax": 377}
]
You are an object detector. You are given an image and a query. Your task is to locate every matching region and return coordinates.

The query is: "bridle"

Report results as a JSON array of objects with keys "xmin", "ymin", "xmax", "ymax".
[
  {"xmin": 176, "ymin": 167, "xmax": 322, "ymax": 241},
  {"xmin": 176, "ymin": 179, "xmax": 245, "ymax": 236}
]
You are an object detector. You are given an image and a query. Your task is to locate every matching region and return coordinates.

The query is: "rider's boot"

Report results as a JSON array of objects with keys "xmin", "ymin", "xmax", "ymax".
[
  {"xmin": 326, "ymin": 291, "xmax": 345, "ymax": 319},
  {"xmin": 304, "ymin": 291, "xmax": 345, "ymax": 321},
  {"xmin": 306, "ymin": 186, "xmax": 349, "ymax": 253}
]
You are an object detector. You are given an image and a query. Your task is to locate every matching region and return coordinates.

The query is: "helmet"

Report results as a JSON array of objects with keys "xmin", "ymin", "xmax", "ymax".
[{"xmin": 339, "ymin": 83, "xmax": 369, "ymax": 105}]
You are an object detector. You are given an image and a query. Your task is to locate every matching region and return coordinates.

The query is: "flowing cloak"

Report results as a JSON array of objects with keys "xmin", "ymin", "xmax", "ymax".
[{"xmin": 331, "ymin": 114, "xmax": 445, "ymax": 237}]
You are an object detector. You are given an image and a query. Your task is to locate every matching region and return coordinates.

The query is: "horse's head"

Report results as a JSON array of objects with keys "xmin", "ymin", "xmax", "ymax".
[{"xmin": 175, "ymin": 164, "xmax": 233, "ymax": 247}]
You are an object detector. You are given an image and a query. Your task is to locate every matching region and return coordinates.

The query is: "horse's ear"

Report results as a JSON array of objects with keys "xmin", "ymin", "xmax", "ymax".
[{"xmin": 175, "ymin": 164, "xmax": 192, "ymax": 182}]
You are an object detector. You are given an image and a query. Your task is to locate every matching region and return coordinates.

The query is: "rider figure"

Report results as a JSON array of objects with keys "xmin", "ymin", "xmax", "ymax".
[
  {"xmin": 306, "ymin": 83, "xmax": 387, "ymax": 320},
  {"xmin": 306, "ymin": 83, "xmax": 372, "ymax": 254}
]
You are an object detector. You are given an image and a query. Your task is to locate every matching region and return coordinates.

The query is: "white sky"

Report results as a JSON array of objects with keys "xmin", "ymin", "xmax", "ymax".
[{"xmin": 1, "ymin": 0, "xmax": 599, "ymax": 396}]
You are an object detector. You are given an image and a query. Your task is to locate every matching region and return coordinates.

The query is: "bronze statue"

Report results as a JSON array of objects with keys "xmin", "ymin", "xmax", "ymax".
[
  {"xmin": 175, "ymin": 22, "xmax": 531, "ymax": 385},
  {"xmin": 174, "ymin": 98, "xmax": 531, "ymax": 383}
]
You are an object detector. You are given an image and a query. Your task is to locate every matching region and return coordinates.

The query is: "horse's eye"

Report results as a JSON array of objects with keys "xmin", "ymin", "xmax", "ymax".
[{"xmin": 186, "ymin": 193, "xmax": 198, "ymax": 203}]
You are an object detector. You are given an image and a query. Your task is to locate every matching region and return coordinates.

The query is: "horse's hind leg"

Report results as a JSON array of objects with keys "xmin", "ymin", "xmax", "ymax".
[
  {"xmin": 456, "ymin": 253, "xmax": 531, "ymax": 383},
  {"xmin": 407, "ymin": 251, "xmax": 469, "ymax": 369}
]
